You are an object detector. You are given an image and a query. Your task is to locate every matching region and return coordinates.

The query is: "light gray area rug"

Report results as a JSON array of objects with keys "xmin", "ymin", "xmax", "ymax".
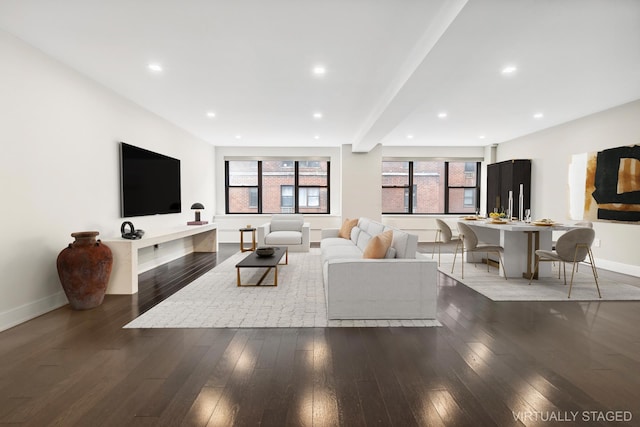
[
  {"xmin": 124, "ymin": 249, "xmax": 441, "ymax": 328},
  {"xmin": 436, "ymin": 253, "xmax": 640, "ymax": 301}
]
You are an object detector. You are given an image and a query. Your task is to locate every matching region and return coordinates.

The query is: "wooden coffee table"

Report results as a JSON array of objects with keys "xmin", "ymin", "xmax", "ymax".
[{"xmin": 235, "ymin": 247, "xmax": 288, "ymax": 286}]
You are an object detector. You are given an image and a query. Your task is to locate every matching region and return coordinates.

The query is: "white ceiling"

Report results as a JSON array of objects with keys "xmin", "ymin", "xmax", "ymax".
[{"xmin": 1, "ymin": 0, "xmax": 639, "ymax": 151}]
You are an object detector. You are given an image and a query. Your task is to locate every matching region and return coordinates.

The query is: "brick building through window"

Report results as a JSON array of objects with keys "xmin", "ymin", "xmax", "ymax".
[
  {"xmin": 382, "ymin": 160, "xmax": 480, "ymax": 214},
  {"xmin": 225, "ymin": 160, "xmax": 329, "ymax": 214}
]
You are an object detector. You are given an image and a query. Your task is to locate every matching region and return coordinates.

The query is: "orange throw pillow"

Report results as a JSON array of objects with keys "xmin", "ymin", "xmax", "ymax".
[
  {"xmin": 338, "ymin": 218, "xmax": 358, "ymax": 239},
  {"xmin": 362, "ymin": 230, "xmax": 393, "ymax": 259}
]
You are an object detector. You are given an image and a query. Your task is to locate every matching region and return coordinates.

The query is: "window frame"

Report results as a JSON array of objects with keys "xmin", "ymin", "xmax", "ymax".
[
  {"xmin": 225, "ymin": 159, "xmax": 330, "ymax": 214},
  {"xmin": 382, "ymin": 160, "xmax": 480, "ymax": 215}
]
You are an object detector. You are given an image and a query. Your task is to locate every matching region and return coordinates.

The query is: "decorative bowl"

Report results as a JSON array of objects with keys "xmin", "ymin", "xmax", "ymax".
[{"xmin": 256, "ymin": 247, "xmax": 275, "ymax": 257}]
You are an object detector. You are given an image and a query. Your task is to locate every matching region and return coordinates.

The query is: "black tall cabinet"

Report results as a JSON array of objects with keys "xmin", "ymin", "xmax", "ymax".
[{"xmin": 486, "ymin": 159, "xmax": 531, "ymax": 217}]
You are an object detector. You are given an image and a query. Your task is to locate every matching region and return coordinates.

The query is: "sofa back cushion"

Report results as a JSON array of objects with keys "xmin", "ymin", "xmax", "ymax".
[
  {"xmin": 356, "ymin": 230, "xmax": 371, "ymax": 251},
  {"xmin": 270, "ymin": 214, "xmax": 303, "ymax": 232},
  {"xmin": 363, "ymin": 230, "xmax": 394, "ymax": 259},
  {"xmin": 388, "ymin": 228, "xmax": 417, "ymax": 259},
  {"xmin": 350, "ymin": 226, "xmax": 361, "ymax": 244}
]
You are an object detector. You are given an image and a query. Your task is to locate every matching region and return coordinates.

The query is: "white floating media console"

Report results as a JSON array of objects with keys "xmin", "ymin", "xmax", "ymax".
[{"xmin": 102, "ymin": 224, "xmax": 217, "ymax": 294}]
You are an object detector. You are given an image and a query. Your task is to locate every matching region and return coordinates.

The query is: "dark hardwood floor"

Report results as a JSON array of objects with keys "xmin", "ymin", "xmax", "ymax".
[{"xmin": 1, "ymin": 244, "xmax": 639, "ymax": 426}]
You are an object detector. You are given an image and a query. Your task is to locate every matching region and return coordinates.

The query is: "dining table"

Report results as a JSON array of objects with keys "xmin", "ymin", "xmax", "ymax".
[{"xmin": 459, "ymin": 218, "xmax": 577, "ymax": 279}]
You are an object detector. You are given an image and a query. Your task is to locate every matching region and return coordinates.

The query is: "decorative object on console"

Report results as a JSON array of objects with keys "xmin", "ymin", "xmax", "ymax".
[
  {"xmin": 255, "ymin": 246, "xmax": 276, "ymax": 257},
  {"xmin": 56, "ymin": 231, "xmax": 113, "ymax": 310},
  {"xmin": 121, "ymin": 221, "xmax": 144, "ymax": 240},
  {"xmin": 188, "ymin": 202, "xmax": 208, "ymax": 225}
]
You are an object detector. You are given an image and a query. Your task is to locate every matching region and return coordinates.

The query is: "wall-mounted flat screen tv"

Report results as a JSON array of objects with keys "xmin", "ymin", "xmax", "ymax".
[{"xmin": 120, "ymin": 142, "xmax": 181, "ymax": 217}]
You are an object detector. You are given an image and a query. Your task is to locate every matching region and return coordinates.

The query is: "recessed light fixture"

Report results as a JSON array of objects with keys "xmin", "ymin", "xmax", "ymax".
[
  {"xmin": 314, "ymin": 135, "xmax": 320, "ymax": 140},
  {"xmin": 533, "ymin": 112, "xmax": 544, "ymax": 119},
  {"xmin": 235, "ymin": 134, "xmax": 242, "ymax": 139},
  {"xmin": 437, "ymin": 112, "xmax": 448, "ymax": 119},
  {"xmin": 148, "ymin": 63, "xmax": 163, "ymax": 72},
  {"xmin": 313, "ymin": 112, "xmax": 323, "ymax": 119},
  {"xmin": 478, "ymin": 135, "xmax": 486, "ymax": 140},
  {"xmin": 501, "ymin": 65, "xmax": 517, "ymax": 74},
  {"xmin": 406, "ymin": 134, "xmax": 414, "ymax": 139},
  {"xmin": 206, "ymin": 111, "xmax": 216, "ymax": 118},
  {"xmin": 312, "ymin": 65, "xmax": 326, "ymax": 76}
]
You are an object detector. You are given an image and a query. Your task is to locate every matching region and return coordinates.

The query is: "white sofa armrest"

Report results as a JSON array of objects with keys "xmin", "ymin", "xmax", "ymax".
[
  {"xmin": 301, "ymin": 222, "xmax": 311, "ymax": 251},
  {"xmin": 257, "ymin": 222, "xmax": 270, "ymax": 247},
  {"xmin": 321, "ymin": 228, "xmax": 340, "ymax": 239}
]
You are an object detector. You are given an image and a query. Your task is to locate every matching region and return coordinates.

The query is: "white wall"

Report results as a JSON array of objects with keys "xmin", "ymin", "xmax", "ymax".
[
  {"xmin": 341, "ymin": 144, "xmax": 383, "ymax": 221},
  {"xmin": 0, "ymin": 31, "xmax": 215, "ymax": 331},
  {"xmin": 496, "ymin": 99, "xmax": 640, "ymax": 276}
]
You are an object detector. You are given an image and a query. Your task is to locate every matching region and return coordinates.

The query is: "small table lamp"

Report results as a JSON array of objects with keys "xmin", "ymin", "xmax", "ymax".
[{"xmin": 187, "ymin": 202, "xmax": 208, "ymax": 225}]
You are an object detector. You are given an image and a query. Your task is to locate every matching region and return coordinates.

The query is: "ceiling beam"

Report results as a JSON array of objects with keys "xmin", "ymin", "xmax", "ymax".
[{"xmin": 350, "ymin": 0, "xmax": 468, "ymax": 153}]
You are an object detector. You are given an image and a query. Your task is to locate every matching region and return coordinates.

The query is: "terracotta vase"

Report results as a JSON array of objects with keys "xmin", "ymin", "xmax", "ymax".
[{"xmin": 56, "ymin": 231, "xmax": 113, "ymax": 310}]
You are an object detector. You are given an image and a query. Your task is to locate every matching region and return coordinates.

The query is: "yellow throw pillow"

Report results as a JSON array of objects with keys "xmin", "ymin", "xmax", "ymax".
[
  {"xmin": 362, "ymin": 230, "xmax": 393, "ymax": 259},
  {"xmin": 338, "ymin": 218, "xmax": 358, "ymax": 239}
]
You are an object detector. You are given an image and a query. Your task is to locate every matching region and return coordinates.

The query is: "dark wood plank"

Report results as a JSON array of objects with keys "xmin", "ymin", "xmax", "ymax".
[{"xmin": 1, "ymin": 245, "xmax": 640, "ymax": 426}]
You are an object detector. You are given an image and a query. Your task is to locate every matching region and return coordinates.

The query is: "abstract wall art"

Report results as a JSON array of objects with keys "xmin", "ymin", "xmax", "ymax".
[{"xmin": 582, "ymin": 145, "xmax": 640, "ymax": 223}]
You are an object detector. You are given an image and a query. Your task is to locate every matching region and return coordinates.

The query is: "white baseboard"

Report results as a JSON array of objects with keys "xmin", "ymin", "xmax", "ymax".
[
  {"xmin": 0, "ymin": 291, "xmax": 68, "ymax": 333},
  {"xmin": 595, "ymin": 258, "xmax": 640, "ymax": 278}
]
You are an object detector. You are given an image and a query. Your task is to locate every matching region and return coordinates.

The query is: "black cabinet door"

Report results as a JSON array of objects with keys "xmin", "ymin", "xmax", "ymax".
[
  {"xmin": 486, "ymin": 159, "xmax": 531, "ymax": 217},
  {"xmin": 487, "ymin": 163, "xmax": 501, "ymax": 213}
]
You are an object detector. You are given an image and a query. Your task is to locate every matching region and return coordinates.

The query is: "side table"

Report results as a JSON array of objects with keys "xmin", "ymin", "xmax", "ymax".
[{"xmin": 239, "ymin": 227, "xmax": 256, "ymax": 252}]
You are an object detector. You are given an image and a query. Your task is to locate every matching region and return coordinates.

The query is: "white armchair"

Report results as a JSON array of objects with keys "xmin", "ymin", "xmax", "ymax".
[{"xmin": 257, "ymin": 214, "xmax": 310, "ymax": 252}]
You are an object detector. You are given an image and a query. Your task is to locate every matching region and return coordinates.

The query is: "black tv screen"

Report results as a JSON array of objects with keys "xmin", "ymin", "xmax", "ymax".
[{"xmin": 120, "ymin": 142, "xmax": 181, "ymax": 217}]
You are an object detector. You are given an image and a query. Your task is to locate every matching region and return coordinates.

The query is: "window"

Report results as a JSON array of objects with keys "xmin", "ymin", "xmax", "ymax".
[
  {"xmin": 382, "ymin": 160, "xmax": 480, "ymax": 214},
  {"xmin": 226, "ymin": 160, "xmax": 330, "ymax": 214},
  {"xmin": 463, "ymin": 188, "xmax": 475, "ymax": 207},
  {"xmin": 249, "ymin": 188, "xmax": 258, "ymax": 208},
  {"xmin": 299, "ymin": 187, "xmax": 320, "ymax": 207},
  {"xmin": 281, "ymin": 185, "xmax": 294, "ymax": 207}
]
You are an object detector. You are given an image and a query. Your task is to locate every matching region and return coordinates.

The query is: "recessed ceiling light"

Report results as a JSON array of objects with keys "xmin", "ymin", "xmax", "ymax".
[
  {"xmin": 312, "ymin": 65, "xmax": 326, "ymax": 76},
  {"xmin": 314, "ymin": 135, "xmax": 320, "ymax": 140},
  {"xmin": 478, "ymin": 135, "xmax": 486, "ymax": 139},
  {"xmin": 501, "ymin": 65, "xmax": 517, "ymax": 74},
  {"xmin": 437, "ymin": 112, "xmax": 448, "ymax": 119},
  {"xmin": 533, "ymin": 112, "xmax": 544, "ymax": 119},
  {"xmin": 148, "ymin": 63, "xmax": 163, "ymax": 72},
  {"xmin": 206, "ymin": 112, "xmax": 216, "ymax": 118},
  {"xmin": 313, "ymin": 112, "xmax": 323, "ymax": 119},
  {"xmin": 235, "ymin": 135, "xmax": 242, "ymax": 139},
  {"xmin": 406, "ymin": 134, "xmax": 414, "ymax": 139}
]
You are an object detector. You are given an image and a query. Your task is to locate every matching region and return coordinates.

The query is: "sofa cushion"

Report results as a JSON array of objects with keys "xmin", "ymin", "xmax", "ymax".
[
  {"xmin": 265, "ymin": 230, "xmax": 302, "ymax": 245},
  {"xmin": 363, "ymin": 230, "xmax": 393, "ymax": 259},
  {"xmin": 368, "ymin": 221, "xmax": 385, "ymax": 236},
  {"xmin": 356, "ymin": 231, "xmax": 371, "ymax": 251},
  {"xmin": 385, "ymin": 247, "xmax": 397, "ymax": 259},
  {"xmin": 322, "ymin": 245, "xmax": 363, "ymax": 263},
  {"xmin": 320, "ymin": 237, "xmax": 355, "ymax": 249},
  {"xmin": 350, "ymin": 226, "xmax": 361, "ymax": 244},
  {"xmin": 338, "ymin": 218, "xmax": 358, "ymax": 239}
]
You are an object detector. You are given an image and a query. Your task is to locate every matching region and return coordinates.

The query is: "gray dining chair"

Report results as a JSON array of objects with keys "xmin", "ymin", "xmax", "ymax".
[
  {"xmin": 452, "ymin": 222, "xmax": 507, "ymax": 280},
  {"xmin": 528, "ymin": 227, "xmax": 601, "ymax": 298},
  {"xmin": 431, "ymin": 219, "xmax": 459, "ymax": 266}
]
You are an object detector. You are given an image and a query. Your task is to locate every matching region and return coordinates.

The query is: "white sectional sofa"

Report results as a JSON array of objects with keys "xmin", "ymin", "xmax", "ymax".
[{"xmin": 320, "ymin": 218, "xmax": 438, "ymax": 320}]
